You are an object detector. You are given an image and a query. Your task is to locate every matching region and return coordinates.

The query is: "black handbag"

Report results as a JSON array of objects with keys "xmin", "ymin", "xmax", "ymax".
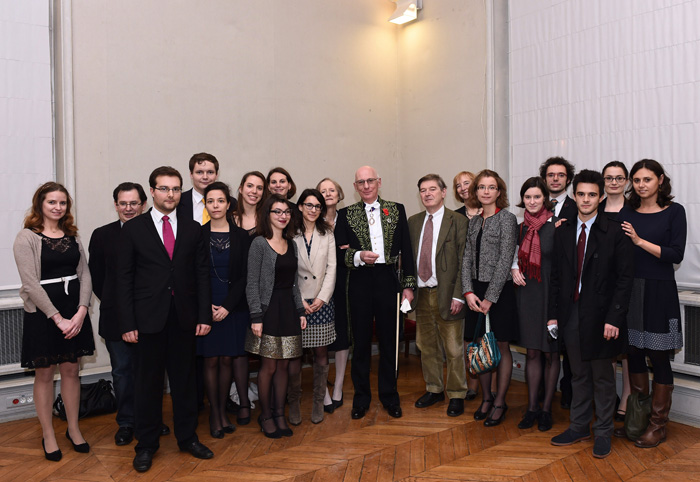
[
  {"xmin": 53, "ymin": 378, "xmax": 117, "ymax": 420},
  {"xmin": 623, "ymin": 391, "xmax": 652, "ymax": 440}
]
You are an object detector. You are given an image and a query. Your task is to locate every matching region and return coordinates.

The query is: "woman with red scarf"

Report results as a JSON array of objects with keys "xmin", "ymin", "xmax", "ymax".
[{"xmin": 512, "ymin": 177, "xmax": 560, "ymax": 432}]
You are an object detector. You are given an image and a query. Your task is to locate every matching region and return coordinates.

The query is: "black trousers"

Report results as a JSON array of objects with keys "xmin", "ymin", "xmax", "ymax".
[
  {"xmin": 348, "ymin": 264, "xmax": 400, "ymax": 409},
  {"xmin": 134, "ymin": 298, "xmax": 199, "ymax": 452}
]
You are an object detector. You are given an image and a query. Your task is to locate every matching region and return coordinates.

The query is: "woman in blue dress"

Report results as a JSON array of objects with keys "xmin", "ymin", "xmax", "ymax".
[{"xmin": 198, "ymin": 182, "xmax": 251, "ymax": 438}]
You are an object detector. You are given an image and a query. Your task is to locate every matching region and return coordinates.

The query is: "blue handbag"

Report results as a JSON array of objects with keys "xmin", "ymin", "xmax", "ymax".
[{"xmin": 467, "ymin": 313, "xmax": 501, "ymax": 375}]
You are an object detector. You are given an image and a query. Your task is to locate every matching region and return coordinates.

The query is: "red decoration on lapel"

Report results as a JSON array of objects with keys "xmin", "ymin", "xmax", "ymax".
[{"xmin": 382, "ymin": 208, "xmax": 389, "ymax": 216}]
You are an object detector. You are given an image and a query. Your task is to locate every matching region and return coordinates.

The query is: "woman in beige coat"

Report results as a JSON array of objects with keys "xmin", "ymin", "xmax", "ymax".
[{"xmin": 287, "ymin": 188, "xmax": 337, "ymax": 424}]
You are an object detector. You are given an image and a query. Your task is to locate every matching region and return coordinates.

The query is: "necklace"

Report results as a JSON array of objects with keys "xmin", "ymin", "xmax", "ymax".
[{"xmin": 369, "ymin": 207, "xmax": 375, "ymax": 226}]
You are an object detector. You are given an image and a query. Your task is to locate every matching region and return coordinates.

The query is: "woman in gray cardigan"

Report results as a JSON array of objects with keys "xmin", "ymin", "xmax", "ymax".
[
  {"xmin": 461, "ymin": 170, "xmax": 519, "ymax": 428},
  {"xmin": 13, "ymin": 182, "xmax": 95, "ymax": 461},
  {"xmin": 245, "ymin": 194, "xmax": 306, "ymax": 439}
]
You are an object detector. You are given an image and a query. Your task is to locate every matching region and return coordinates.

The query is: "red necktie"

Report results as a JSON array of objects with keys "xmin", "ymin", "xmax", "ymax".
[
  {"xmin": 162, "ymin": 215, "xmax": 175, "ymax": 259},
  {"xmin": 574, "ymin": 223, "xmax": 586, "ymax": 302},
  {"xmin": 418, "ymin": 214, "xmax": 433, "ymax": 283}
]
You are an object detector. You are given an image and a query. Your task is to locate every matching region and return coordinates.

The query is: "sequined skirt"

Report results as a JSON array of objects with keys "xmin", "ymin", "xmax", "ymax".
[{"xmin": 245, "ymin": 331, "xmax": 302, "ymax": 359}]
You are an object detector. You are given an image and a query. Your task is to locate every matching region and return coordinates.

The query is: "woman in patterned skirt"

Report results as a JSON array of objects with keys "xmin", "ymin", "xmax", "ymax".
[
  {"xmin": 287, "ymin": 189, "xmax": 337, "ymax": 424},
  {"xmin": 245, "ymin": 194, "xmax": 306, "ymax": 438},
  {"xmin": 14, "ymin": 182, "xmax": 95, "ymax": 460},
  {"xmin": 617, "ymin": 159, "xmax": 687, "ymax": 448}
]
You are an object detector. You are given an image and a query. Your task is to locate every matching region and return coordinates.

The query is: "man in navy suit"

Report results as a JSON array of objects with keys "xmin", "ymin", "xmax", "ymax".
[
  {"xmin": 117, "ymin": 166, "xmax": 213, "ymax": 472},
  {"xmin": 89, "ymin": 182, "xmax": 155, "ymax": 446}
]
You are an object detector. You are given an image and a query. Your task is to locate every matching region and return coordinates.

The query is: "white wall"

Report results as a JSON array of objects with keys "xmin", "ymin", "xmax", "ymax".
[{"xmin": 58, "ymin": 0, "xmax": 488, "ymax": 370}]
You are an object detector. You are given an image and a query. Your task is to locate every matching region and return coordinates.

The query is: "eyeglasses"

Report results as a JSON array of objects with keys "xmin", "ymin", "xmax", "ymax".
[
  {"xmin": 354, "ymin": 178, "xmax": 378, "ymax": 187},
  {"xmin": 270, "ymin": 209, "xmax": 292, "ymax": 216},
  {"xmin": 546, "ymin": 172, "xmax": 567, "ymax": 179},
  {"xmin": 604, "ymin": 176, "xmax": 626, "ymax": 183},
  {"xmin": 154, "ymin": 187, "xmax": 182, "ymax": 194},
  {"xmin": 302, "ymin": 203, "xmax": 322, "ymax": 211},
  {"xmin": 117, "ymin": 201, "xmax": 142, "ymax": 208},
  {"xmin": 477, "ymin": 185, "xmax": 498, "ymax": 192}
]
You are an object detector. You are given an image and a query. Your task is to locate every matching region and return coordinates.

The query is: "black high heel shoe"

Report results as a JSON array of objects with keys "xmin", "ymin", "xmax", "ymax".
[
  {"xmin": 332, "ymin": 392, "xmax": 344, "ymax": 409},
  {"xmin": 222, "ymin": 424, "xmax": 236, "ymax": 434},
  {"xmin": 66, "ymin": 430, "xmax": 90, "ymax": 453},
  {"xmin": 42, "ymin": 439, "xmax": 62, "ymax": 462},
  {"xmin": 237, "ymin": 405, "xmax": 251, "ymax": 426},
  {"xmin": 272, "ymin": 414, "xmax": 293, "ymax": 437},
  {"xmin": 210, "ymin": 427, "xmax": 225, "ymax": 439},
  {"xmin": 257, "ymin": 415, "xmax": 281, "ymax": 439},
  {"xmin": 484, "ymin": 404, "xmax": 508, "ymax": 427},
  {"xmin": 473, "ymin": 399, "xmax": 494, "ymax": 421}
]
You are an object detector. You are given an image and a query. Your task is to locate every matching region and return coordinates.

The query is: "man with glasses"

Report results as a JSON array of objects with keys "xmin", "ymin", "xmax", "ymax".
[
  {"xmin": 117, "ymin": 166, "xmax": 213, "ymax": 472},
  {"xmin": 335, "ymin": 166, "xmax": 416, "ymax": 419},
  {"xmin": 89, "ymin": 182, "xmax": 167, "ymax": 447}
]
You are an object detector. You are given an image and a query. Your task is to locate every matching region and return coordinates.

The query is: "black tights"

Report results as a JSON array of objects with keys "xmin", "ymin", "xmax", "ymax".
[
  {"xmin": 232, "ymin": 355, "xmax": 251, "ymax": 419},
  {"xmin": 525, "ymin": 349, "xmax": 560, "ymax": 412},
  {"xmin": 203, "ymin": 356, "xmax": 233, "ymax": 431},
  {"xmin": 478, "ymin": 341, "xmax": 513, "ymax": 418},
  {"xmin": 258, "ymin": 357, "xmax": 290, "ymax": 433},
  {"xmin": 627, "ymin": 346, "xmax": 674, "ymax": 385}
]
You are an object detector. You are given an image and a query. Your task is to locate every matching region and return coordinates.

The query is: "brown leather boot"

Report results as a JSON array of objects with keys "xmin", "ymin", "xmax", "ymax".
[
  {"xmin": 287, "ymin": 371, "xmax": 302, "ymax": 426},
  {"xmin": 311, "ymin": 363, "xmax": 329, "ymax": 424},
  {"xmin": 635, "ymin": 382, "xmax": 673, "ymax": 448},
  {"xmin": 614, "ymin": 371, "xmax": 650, "ymax": 439}
]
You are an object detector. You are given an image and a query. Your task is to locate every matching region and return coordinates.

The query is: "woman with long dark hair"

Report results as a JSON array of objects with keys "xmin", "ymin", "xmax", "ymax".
[
  {"xmin": 617, "ymin": 159, "xmax": 686, "ymax": 448},
  {"xmin": 245, "ymin": 194, "xmax": 306, "ymax": 438},
  {"xmin": 14, "ymin": 182, "xmax": 95, "ymax": 460},
  {"xmin": 232, "ymin": 171, "xmax": 267, "ymax": 234},
  {"xmin": 512, "ymin": 177, "xmax": 559, "ymax": 432},
  {"xmin": 287, "ymin": 189, "xmax": 336, "ymax": 424},
  {"xmin": 461, "ymin": 170, "xmax": 519, "ymax": 427}
]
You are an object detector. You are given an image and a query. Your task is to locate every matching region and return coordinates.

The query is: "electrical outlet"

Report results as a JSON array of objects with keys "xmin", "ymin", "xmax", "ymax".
[{"xmin": 5, "ymin": 394, "xmax": 34, "ymax": 409}]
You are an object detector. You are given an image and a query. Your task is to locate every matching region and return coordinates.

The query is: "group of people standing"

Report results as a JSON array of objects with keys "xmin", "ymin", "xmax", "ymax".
[{"xmin": 13, "ymin": 152, "xmax": 686, "ymax": 469}]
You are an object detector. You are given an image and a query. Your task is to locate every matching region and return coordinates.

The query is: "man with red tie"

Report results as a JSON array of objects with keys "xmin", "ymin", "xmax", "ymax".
[
  {"xmin": 117, "ymin": 166, "xmax": 213, "ymax": 472},
  {"xmin": 548, "ymin": 169, "xmax": 633, "ymax": 459}
]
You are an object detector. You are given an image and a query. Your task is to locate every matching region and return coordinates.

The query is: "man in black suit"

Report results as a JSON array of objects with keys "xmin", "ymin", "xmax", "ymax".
[
  {"xmin": 549, "ymin": 169, "xmax": 633, "ymax": 459},
  {"xmin": 89, "ymin": 182, "xmax": 156, "ymax": 446},
  {"xmin": 539, "ymin": 155, "xmax": 577, "ymax": 408},
  {"xmin": 177, "ymin": 152, "xmax": 236, "ymax": 223},
  {"xmin": 118, "ymin": 166, "xmax": 213, "ymax": 472},
  {"xmin": 335, "ymin": 165, "xmax": 416, "ymax": 420}
]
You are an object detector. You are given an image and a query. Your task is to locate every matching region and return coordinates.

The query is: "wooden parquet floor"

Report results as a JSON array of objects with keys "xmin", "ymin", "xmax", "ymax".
[{"xmin": 1, "ymin": 355, "xmax": 699, "ymax": 481}]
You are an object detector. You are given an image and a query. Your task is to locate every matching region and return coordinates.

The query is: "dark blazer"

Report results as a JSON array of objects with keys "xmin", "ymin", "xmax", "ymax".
[
  {"xmin": 88, "ymin": 220, "xmax": 123, "ymax": 341},
  {"xmin": 203, "ymin": 221, "xmax": 251, "ymax": 313},
  {"xmin": 335, "ymin": 198, "xmax": 416, "ymax": 290},
  {"xmin": 408, "ymin": 207, "xmax": 467, "ymax": 320},
  {"xmin": 117, "ymin": 209, "xmax": 211, "ymax": 334},
  {"xmin": 557, "ymin": 195, "xmax": 577, "ymax": 222},
  {"xmin": 548, "ymin": 212, "xmax": 634, "ymax": 360},
  {"xmin": 177, "ymin": 188, "xmax": 237, "ymax": 221}
]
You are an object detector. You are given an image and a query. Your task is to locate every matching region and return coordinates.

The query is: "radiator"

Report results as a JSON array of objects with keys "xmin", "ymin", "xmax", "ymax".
[
  {"xmin": 0, "ymin": 298, "xmax": 23, "ymax": 375},
  {"xmin": 671, "ymin": 290, "xmax": 700, "ymax": 376}
]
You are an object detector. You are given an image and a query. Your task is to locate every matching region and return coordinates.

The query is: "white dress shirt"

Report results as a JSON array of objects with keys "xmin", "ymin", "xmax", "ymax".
[
  {"xmin": 192, "ymin": 189, "xmax": 205, "ymax": 225},
  {"xmin": 416, "ymin": 206, "xmax": 444, "ymax": 288},
  {"xmin": 550, "ymin": 192, "xmax": 568, "ymax": 218},
  {"xmin": 353, "ymin": 200, "xmax": 386, "ymax": 266},
  {"xmin": 150, "ymin": 206, "xmax": 178, "ymax": 243}
]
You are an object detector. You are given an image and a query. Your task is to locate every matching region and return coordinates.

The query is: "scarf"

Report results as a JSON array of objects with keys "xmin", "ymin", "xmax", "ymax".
[{"xmin": 518, "ymin": 206, "xmax": 553, "ymax": 282}]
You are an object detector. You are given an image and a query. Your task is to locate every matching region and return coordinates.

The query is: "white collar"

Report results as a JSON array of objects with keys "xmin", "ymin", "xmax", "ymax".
[
  {"xmin": 192, "ymin": 189, "xmax": 204, "ymax": 204},
  {"xmin": 365, "ymin": 200, "xmax": 380, "ymax": 211}
]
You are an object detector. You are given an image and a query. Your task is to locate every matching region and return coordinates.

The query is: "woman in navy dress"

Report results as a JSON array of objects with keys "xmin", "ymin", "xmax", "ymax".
[
  {"xmin": 618, "ymin": 159, "xmax": 687, "ymax": 448},
  {"xmin": 198, "ymin": 182, "xmax": 251, "ymax": 437}
]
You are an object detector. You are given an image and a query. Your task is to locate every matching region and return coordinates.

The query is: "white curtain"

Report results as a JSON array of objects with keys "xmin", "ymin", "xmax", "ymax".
[
  {"xmin": 509, "ymin": 0, "xmax": 700, "ymax": 289},
  {"xmin": 0, "ymin": 0, "xmax": 54, "ymax": 290}
]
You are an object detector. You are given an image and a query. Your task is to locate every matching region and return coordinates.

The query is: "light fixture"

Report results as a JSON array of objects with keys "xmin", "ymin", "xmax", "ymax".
[{"xmin": 389, "ymin": 0, "xmax": 422, "ymax": 25}]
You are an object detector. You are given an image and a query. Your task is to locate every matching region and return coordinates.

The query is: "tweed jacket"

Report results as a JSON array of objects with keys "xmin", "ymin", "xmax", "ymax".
[
  {"xmin": 246, "ymin": 236, "xmax": 305, "ymax": 325},
  {"xmin": 461, "ymin": 208, "xmax": 518, "ymax": 303},
  {"xmin": 14, "ymin": 228, "xmax": 92, "ymax": 318},
  {"xmin": 408, "ymin": 207, "xmax": 468, "ymax": 321},
  {"xmin": 293, "ymin": 227, "xmax": 337, "ymax": 302}
]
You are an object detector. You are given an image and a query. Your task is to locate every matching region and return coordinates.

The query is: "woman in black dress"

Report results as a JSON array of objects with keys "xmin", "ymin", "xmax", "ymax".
[
  {"xmin": 618, "ymin": 159, "xmax": 687, "ymax": 448},
  {"xmin": 317, "ymin": 177, "xmax": 348, "ymax": 411},
  {"xmin": 461, "ymin": 170, "xmax": 519, "ymax": 427},
  {"xmin": 233, "ymin": 171, "xmax": 266, "ymax": 234},
  {"xmin": 198, "ymin": 182, "xmax": 252, "ymax": 438},
  {"xmin": 511, "ymin": 177, "xmax": 558, "ymax": 431},
  {"xmin": 245, "ymin": 195, "xmax": 306, "ymax": 438},
  {"xmin": 13, "ymin": 182, "xmax": 95, "ymax": 461}
]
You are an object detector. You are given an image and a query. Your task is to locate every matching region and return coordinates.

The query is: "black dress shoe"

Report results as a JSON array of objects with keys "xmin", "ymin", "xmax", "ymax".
[
  {"xmin": 414, "ymin": 391, "xmax": 445, "ymax": 408},
  {"xmin": 473, "ymin": 399, "xmax": 494, "ymax": 421},
  {"xmin": 115, "ymin": 426, "xmax": 134, "ymax": 446},
  {"xmin": 42, "ymin": 439, "xmax": 62, "ymax": 462},
  {"xmin": 484, "ymin": 404, "xmax": 508, "ymax": 427},
  {"xmin": 324, "ymin": 402, "xmax": 335, "ymax": 414},
  {"xmin": 465, "ymin": 389, "xmax": 478, "ymax": 401},
  {"xmin": 258, "ymin": 415, "xmax": 281, "ymax": 439},
  {"xmin": 237, "ymin": 405, "xmax": 251, "ymax": 426},
  {"xmin": 133, "ymin": 450, "xmax": 153, "ymax": 472},
  {"xmin": 333, "ymin": 393, "xmax": 344, "ymax": 409},
  {"xmin": 273, "ymin": 415, "xmax": 293, "ymax": 437},
  {"xmin": 385, "ymin": 404, "xmax": 402, "ymax": 418},
  {"xmin": 66, "ymin": 430, "xmax": 90, "ymax": 453},
  {"xmin": 210, "ymin": 428, "xmax": 225, "ymax": 439},
  {"xmin": 180, "ymin": 441, "xmax": 214, "ymax": 459},
  {"xmin": 538, "ymin": 411, "xmax": 553, "ymax": 431},
  {"xmin": 446, "ymin": 398, "xmax": 464, "ymax": 417},
  {"xmin": 160, "ymin": 423, "xmax": 170, "ymax": 436},
  {"xmin": 222, "ymin": 424, "xmax": 236, "ymax": 434},
  {"xmin": 517, "ymin": 410, "xmax": 540, "ymax": 429},
  {"xmin": 351, "ymin": 406, "xmax": 367, "ymax": 419}
]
